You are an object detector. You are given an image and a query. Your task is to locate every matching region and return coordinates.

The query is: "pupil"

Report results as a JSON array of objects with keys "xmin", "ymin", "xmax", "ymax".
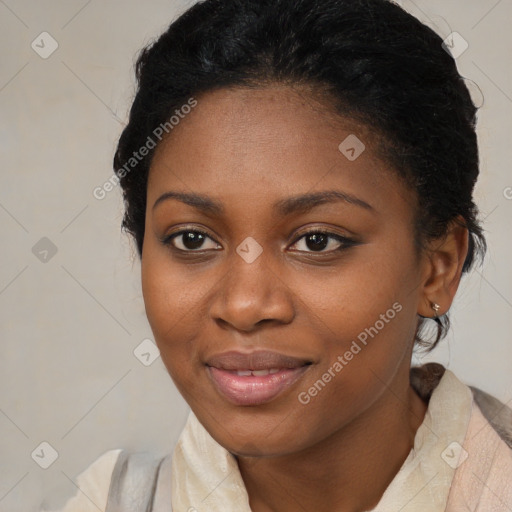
[
  {"xmin": 184, "ymin": 232, "xmax": 205, "ymax": 250},
  {"xmin": 306, "ymin": 233, "xmax": 328, "ymax": 251}
]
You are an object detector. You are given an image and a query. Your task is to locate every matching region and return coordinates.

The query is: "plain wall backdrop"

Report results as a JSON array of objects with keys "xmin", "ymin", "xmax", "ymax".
[{"xmin": 0, "ymin": 0, "xmax": 511, "ymax": 510}]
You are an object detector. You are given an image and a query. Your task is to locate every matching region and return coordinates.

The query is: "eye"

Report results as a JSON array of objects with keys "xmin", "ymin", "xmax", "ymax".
[
  {"xmin": 289, "ymin": 230, "xmax": 356, "ymax": 253},
  {"xmin": 162, "ymin": 229, "xmax": 221, "ymax": 252}
]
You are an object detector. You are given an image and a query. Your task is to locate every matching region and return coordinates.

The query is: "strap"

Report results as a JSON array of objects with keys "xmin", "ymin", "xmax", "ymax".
[
  {"xmin": 105, "ymin": 450, "xmax": 167, "ymax": 512},
  {"xmin": 152, "ymin": 452, "xmax": 173, "ymax": 512}
]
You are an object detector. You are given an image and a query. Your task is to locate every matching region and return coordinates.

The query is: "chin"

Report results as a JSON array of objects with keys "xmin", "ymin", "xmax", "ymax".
[{"xmin": 194, "ymin": 404, "xmax": 312, "ymax": 456}]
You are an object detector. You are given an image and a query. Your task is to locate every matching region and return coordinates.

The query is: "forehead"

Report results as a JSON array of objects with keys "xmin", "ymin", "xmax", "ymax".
[{"xmin": 147, "ymin": 85, "xmax": 413, "ymax": 219}]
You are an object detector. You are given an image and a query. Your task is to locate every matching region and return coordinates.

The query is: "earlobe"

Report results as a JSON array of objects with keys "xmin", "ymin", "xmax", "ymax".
[
  {"xmin": 417, "ymin": 218, "xmax": 469, "ymax": 318},
  {"xmin": 417, "ymin": 301, "xmax": 441, "ymax": 320}
]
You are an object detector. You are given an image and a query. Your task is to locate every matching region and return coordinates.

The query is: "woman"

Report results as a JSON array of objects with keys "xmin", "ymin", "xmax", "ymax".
[{"xmin": 43, "ymin": 0, "xmax": 512, "ymax": 510}]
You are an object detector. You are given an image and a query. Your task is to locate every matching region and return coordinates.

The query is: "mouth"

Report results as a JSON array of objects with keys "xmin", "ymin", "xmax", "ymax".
[{"xmin": 205, "ymin": 350, "xmax": 312, "ymax": 406}]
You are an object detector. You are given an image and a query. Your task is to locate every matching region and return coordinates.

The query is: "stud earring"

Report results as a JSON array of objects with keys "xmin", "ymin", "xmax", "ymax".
[{"xmin": 431, "ymin": 302, "xmax": 440, "ymax": 319}]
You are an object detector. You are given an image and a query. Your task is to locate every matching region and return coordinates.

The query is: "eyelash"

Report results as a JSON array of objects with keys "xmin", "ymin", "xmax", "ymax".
[{"xmin": 160, "ymin": 228, "xmax": 357, "ymax": 255}]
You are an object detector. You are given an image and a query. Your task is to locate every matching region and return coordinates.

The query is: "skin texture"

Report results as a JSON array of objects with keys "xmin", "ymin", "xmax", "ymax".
[{"xmin": 141, "ymin": 85, "xmax": 468, "ymax": 512}]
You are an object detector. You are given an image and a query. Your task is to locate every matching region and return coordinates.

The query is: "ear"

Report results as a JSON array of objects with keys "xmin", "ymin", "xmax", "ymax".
[{"xmin": 418, "ymin": 218, "xmax": 469, "ymax": 318}]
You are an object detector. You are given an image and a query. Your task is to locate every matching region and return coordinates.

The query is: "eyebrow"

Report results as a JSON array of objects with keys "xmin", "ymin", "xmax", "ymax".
[{"xmin": 152, "ymin": 190, "xmax": 374, "ymax": 216}]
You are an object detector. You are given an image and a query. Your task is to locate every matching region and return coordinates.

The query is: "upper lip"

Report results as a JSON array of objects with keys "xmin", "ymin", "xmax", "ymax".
[{"xmin": 205, "ymin": 350, "xmax": 312, "ymax": 371}]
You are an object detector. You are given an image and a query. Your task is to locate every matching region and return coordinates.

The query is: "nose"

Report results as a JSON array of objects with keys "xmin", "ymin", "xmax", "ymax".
[{"xmin": 209, "ymin": 249, "xmax": 295, "ymax": 332}]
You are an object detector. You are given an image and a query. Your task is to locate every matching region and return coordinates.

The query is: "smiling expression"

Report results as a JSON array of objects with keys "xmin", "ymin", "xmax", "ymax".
[{"xmin": 141, "ymin": 85, "xmax": 431, "ymax": 456}]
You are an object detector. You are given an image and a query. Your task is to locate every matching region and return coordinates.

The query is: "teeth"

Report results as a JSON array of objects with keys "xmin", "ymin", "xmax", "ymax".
[
  {"xmin": 252, "ymin": 369, "xmax": 270, "ymax": 376},
  {"xmin": 235, "ymin": 368, "xmax": 281, "ymax": 376}
]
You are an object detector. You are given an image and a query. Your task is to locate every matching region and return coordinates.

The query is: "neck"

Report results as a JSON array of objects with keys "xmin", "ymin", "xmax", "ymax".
[{"xmin": 237, "ymin": 366, "xmax": 428, "ymax": 512}]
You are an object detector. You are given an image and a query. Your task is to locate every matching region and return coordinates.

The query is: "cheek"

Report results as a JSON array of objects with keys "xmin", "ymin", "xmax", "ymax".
[
  {"xmin": 291, "ymin": 245, "xmax": 419, "ymax": 406},
  {"xmin": 294, "ymin": 241, "xmax": 418, "ymax": 345},
  {"xmin": 141, "ymin": 246, "xmax": 207, "ymax": 375},
  {"xmin": 141, "ymin": 269, "xmax": 203, "ymax": 403},
  {"xmin": 290, "ymin": 302, "xmax": 416, "ymax": 447}
]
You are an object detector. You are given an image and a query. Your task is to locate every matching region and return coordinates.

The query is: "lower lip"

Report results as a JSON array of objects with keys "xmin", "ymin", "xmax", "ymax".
[{"xmin": 207, "ymin": 366, "xmax": 309, "ymax": 406}]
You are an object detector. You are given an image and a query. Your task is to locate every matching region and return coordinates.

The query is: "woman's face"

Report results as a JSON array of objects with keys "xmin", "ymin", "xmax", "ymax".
[{"xmin": 141, "ymin": 85, "xmax": 430, "ymax": 456}]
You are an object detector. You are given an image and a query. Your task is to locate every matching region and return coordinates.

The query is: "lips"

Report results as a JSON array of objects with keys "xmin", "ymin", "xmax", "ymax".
[
  {"xmin": 205, "ymin": 350, "xmax": 312, "ymax": 406},
  {"xmin": 206, "ymin": 350, "xmax": 310, "ymax": 371}
]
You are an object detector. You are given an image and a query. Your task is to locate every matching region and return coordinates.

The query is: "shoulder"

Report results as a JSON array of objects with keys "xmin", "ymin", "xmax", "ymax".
[
  {"xmin": 411, "ymin": 363, "xmax": 512, "ymax": 449},
  {"xmin": 40, "ymin": 449, "xmax": 122, "ymax": 512},
  {"xmin": 448, "ymin": 395, "xmax": 512, "ymax": 509},
  {"xmin": 470, "ymin": 385, "xmax": 512, "ymax": 449}
]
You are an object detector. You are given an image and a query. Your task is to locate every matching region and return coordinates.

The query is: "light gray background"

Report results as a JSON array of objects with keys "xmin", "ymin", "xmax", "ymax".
[{"xmin": 0, "ymin": 0, "xmax": 511, "ymax": 510}]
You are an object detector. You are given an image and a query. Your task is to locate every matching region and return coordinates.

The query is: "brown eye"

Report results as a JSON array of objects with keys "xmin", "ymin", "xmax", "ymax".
[
  {"xmin": 164, "ymin": 230, "xmax": 220, "ymax": 251},
  {"xmin": 290, "ymin": 231, "xmax": 355, "ymax": 253}
]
